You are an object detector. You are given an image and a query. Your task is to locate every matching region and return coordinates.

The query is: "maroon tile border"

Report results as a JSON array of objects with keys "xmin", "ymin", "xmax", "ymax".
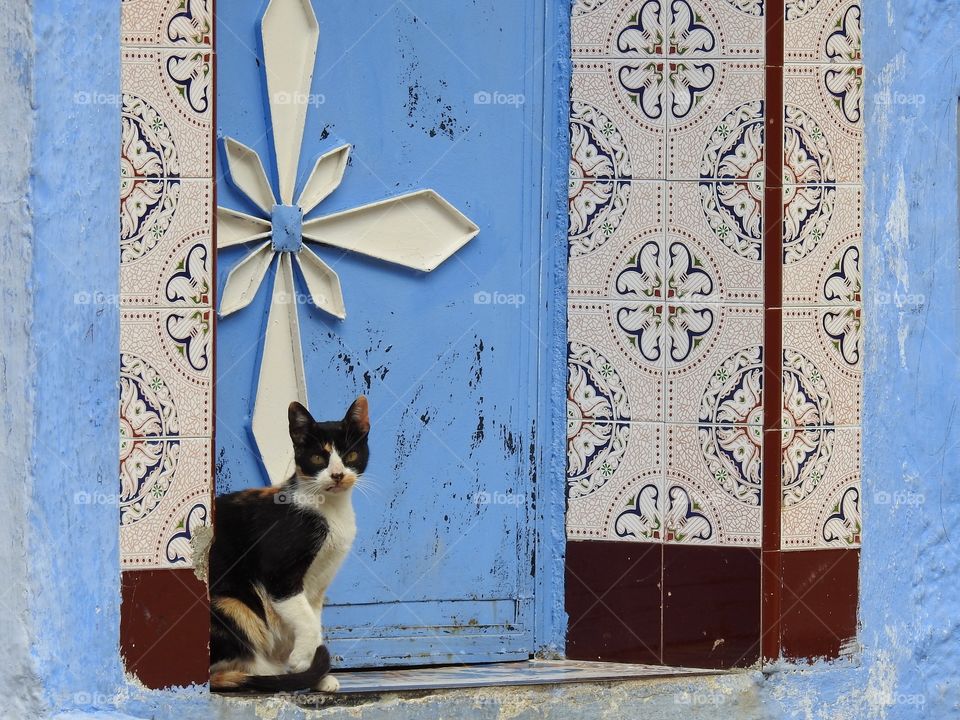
[
  {"xmin": 565, "ymin": 540, "xmax": 662, "ymax": 665},
  {"xmin": 781, "ymin": 549, "xmax": 859, "ymax": 661},
  {"xmin": 120, "ymin": 569, "xmax": 210, "ymax": 688},
  {"xmin": 662, "ymin": 545, "xmax": 761, "ymax": 669}
]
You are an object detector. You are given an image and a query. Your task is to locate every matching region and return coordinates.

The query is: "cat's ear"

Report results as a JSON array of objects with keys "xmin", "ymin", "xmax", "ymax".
[
  {"xmin": 288, "ymin": 401, "xmax": 314, "ymax": 445},
  {"xmin": 344, "ymin": 395, "xmax": 370, "ymax": 437}
]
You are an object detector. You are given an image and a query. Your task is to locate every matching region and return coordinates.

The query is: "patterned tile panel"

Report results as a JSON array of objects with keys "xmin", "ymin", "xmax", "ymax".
[
  {"xmin": 120, "ymin": 178, "xmax": 212, "ymax": 307},
  {"xmin": 784, "ymin": 63, "xmax": 863, "ymax": 185},
  {"xmin": 122, "ymin": 0, "xmax": 213, "ymax": 47},
  {"xmin": 784, "ymin": 0, "xmax": 861, "ymax": 64},
  {"xmin": 121, "ymin": 47, "xmax": 213, "ymax": 179},
  {"xmin": 120, "ymin": 437, "xmax": 212, "ymax": 569}
]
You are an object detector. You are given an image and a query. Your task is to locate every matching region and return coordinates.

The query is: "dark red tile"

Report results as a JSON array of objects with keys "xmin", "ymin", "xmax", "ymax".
[
  {"xmin": 781, "ymin": 549, "xmax": 859, "ymax": 661},
  {"xmin": 121, "ymin": 569, "xmax": 210, "ymax": 688},
  {"xmin": 565, "ymin": 540, "xmax": 661, "ymax": 664},
  {"xmin": 663, "ymin": 545, "xmax": 761, "ymax": 669},
  {"xmin": 761, "ymin": 549, "xmax": 782, "ymax": 662}
]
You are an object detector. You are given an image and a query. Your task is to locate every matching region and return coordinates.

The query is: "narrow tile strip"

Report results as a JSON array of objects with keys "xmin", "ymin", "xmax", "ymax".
[{"xmin": 761, "ymin": 0, "xmax": 786, "ymax": 665}]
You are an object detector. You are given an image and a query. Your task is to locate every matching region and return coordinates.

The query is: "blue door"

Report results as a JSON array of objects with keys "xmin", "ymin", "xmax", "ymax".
[{"xmin": 216, "ymin": 0, "xmax": 553, "ymax": 667}]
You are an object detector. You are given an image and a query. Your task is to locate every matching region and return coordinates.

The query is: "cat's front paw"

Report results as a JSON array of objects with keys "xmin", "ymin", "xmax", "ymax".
[
  {"xmin": 288, "ymin": 645, "xmax": 316, "ymax": 673},
  {"xmin": 315, "ymin": 674, "xmax": 340, "ymax": 693}
]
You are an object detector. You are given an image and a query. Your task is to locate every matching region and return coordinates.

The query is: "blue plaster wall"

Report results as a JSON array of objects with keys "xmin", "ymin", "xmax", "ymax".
[{"xmin": 7, "ymin": 0, "xmax": 960, "ymax": 718}]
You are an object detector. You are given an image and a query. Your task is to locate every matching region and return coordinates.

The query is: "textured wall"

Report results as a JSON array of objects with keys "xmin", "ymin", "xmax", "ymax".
[{"xmin": 7, "ymin": 0, "xmax": 960, "ymax": 718}]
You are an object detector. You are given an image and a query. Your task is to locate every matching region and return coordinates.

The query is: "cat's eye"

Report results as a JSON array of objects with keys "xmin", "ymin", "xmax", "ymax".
[
  {"xmin": 344, "ymin": 452, "xmax": 358, "ymax": 463},
  {"xmin": 310, "ymin": 454, "xmax": 326, "ymax": 465}
]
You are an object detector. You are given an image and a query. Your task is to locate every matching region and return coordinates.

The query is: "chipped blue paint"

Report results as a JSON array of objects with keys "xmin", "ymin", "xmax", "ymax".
[
  {"xmin": 270, "ymin": 204, "xmax": 304, "ymax": 253},
  {"xmin": 9, "ymin": 0, "xmax": 960, "ymax": 717}
]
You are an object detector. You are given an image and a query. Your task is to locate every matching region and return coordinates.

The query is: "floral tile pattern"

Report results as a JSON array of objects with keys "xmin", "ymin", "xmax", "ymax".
[
  {"xmin": 121, "ymin": 48, "xmax": 213, "ymax": 179},
  {"xmin": 665, "ymin": 304, "xmax": 763, "ymax": 426},
  {"xmin": 571, "ymin": 61, "xmax": 667, "ymax": 180},
  {"xmin": 571, "ymin": 0, "xmax": 764, "ymax": 59},
  {"xmin": 569, "ymin": 181, "xmax": 664, "ymax": 299},
  {"xmin": 784, "ymin": 0, "xmax": 861, "ymax": 64},
  {"xmin": 665, "ymin": 424, "xmax": 762, "ymax": 546},
  {"xmin": 782, "ymin": 306, "xmax": 861, "ymax": 428},
  {"xmin": 120, "ymin": 437, "xmax": 212, "ymax": 569},
  {"xmin": 667, "ymin": 181, "xmax": 763, "ymax": 304},
  {"xmin": 566, "ymin": 421, "xmax": 663, "ymax": 541},
  {"xmin": 568, "ymin": 301, "xmax": 665, "ymax": 423},
  {"xmin": 120, "ymin": 179, "xmax": 212, "ymax": 307},
  {"xmin": 667, "ymin": 61, "xmax": 764, "ymax": 181},
  {"xmin": 784, "ymin": 63, "xmax": 863, "ymax": 185},
  {"xmin": 781, "ymin": 427, "xmax": 861, "ymax": 549},
  {"xmin": 121, "ymin": 0, "xmax": 212, "ymax": 47},
  {"xmin": 120, "ymin": 309, "xmax": 213, "ymax": 441},
  {"xmin": 783, "ymin": 184, "xmax": 861, "ymax": 305}
]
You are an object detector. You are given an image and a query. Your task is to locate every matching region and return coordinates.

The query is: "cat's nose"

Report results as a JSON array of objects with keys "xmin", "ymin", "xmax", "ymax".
[{"xmin": 330, "ymin": 472, "xmax": 344, "ymax": 483}]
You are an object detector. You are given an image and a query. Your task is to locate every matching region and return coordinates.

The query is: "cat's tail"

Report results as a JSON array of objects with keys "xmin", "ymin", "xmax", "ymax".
[{"xmin": 211, "ymin": 645, "xmax": 332, "ymax": 693}]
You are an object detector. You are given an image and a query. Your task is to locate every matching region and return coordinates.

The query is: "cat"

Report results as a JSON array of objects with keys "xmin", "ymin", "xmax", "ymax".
[{"xmin": 208, "ymin": 396, "xmax": 369, "ymax": 693}]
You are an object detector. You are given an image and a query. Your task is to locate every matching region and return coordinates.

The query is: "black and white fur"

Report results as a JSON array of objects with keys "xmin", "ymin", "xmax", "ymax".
[{"xmin": 208, "ymin": 396, "xmax": 369, "ymax": 692}]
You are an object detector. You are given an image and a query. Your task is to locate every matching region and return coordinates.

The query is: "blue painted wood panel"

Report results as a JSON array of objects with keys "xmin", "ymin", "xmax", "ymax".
[{"xmin": 215, "ymin": 0, "xmax": 553, "ymax": 667}]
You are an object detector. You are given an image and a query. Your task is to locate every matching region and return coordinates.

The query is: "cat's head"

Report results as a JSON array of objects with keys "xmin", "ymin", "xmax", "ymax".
[{"xmin": 288, "ymin": 396, "xmax": 370, "ymax": 495}]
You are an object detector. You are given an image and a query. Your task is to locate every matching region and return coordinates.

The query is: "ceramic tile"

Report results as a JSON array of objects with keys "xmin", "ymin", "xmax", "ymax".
[
  {"xmin": 572, "ymin": 0, "xmax": 666, "ymax": 59},
  {"xmin": 784, "ymin": 64, "xmax": 863, "ymax": 185},
  {"xmin": 120, "ymin": 308, "xmax": 213, "ymax": 438},
  {"xmin": 784, "ymin": 0, "xmax": 861, "ymax": 64},
  {"xmin": 781, "ymin": 427, "xmax": 861, "ymax": 549},
  {"xmin": 122, "ymin": 48, "xmax": 213, "ymax": 179},
  {"xmin": 122, "ymin": 0, "xmax": 213, "ymax": 48},
  {"xmin": 782, "ymin": 306, "xmax": 861, "ymax": 427},
  {"xmin": 568, "ymin": 300, "xmax": 666, "ymax": 423},
  {"xmin": 665, "ymin": 303, "xmax": 763, "ymax": 426},
  {"xmin": 120, "ymin": 437, "xmax": 212, "ymax": 569},
  {"xmin": 665, "ymin": 424, "xmax": 762, "ymax": 547},
  {"xmin": 566, "ymin": 539, "xmax": 662, "ymax": 665},
  {"xmin": 662, "ymin": 544, "xmax": 761, "ymax": 668},
  {"xmin": 567, "ymin": 422, "xmax": 663, "ymax": 542},
  {"xmin": 666, "ymin": 181, "xmax": 763, "ymax": 304},
  {"xmin": 666, "ymin": 61, "xmax": 764, "ymax": 181},
  {"xmin": 782, "ymin": 184, "xmax": 861, "ymax": 306},
  {"xmin": 120, "ymin": 178, "xmax": 212, "ymax": 307},
  {"xmin": 666, "ymin": 0, "xmax": 764, "ymax": 59},
  {"xmin": 572, "ymin": 61, "xmax": 667, "ymax": 180},
  {"xmin": 569, "ymin": 181, "xmax": 665, "ymax": 300}
]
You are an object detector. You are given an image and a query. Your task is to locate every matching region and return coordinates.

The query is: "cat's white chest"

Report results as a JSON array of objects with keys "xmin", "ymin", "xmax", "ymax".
[{"xmin": 303, "ymin": 499, "xmax": 355, "ymax": 608}]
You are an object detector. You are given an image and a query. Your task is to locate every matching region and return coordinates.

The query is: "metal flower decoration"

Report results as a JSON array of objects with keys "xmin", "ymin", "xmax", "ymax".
[{"xmin": 218, "ymin": 0, "xmax": 479, "ymax": 485}]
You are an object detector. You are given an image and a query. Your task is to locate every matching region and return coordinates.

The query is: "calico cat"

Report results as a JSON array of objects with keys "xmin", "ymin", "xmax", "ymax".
[{"xmin": 209, "ymin": 396, "xmax": 370, "ymax": 693}]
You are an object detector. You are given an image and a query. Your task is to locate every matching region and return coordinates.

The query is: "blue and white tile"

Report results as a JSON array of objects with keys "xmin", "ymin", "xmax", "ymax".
[
  {"xmin": 665, "ymin": 423, "xmax": 762, "ymax": 546},
  {"xmin": 120, "ymin": 178, "xmax": 212, "ymax": 307},
  {"xmin": 782, "ymin": 184, "xmax": 861, "ymax": 306},
  {"xmin": 785, "ymin": 0, "xmax": 861, "ymax": 64},
  {"xmin": 666, "ymin": 61, "xmax": 764, "ymax": 181},
  {"xmin": 568, "ymin": 181, "xmax": 664, "ymax": 300},
  {"xmin": 665, "ymin": 303, "xmax": 763, "ymax": 426},
  {"xmin": 781, "ymin": 427, "xmax": 861, "ymax": 550},
  {"xmin": 566, "ymin": 421, "xmax": 664, "ymax": 543},
  {"xmin": 667, "ymin": 180, "xmax": 763, "ymax": 305},
  {"xmin": 120, "ymin": 308, "xmax": 213, "ymax": 438},
  {"xmin": 568, "ymin": 300, "xmax": 665, "ymax": 423},
  {"xmin": 122, "ymin": 48, "xmax": 213, "ymax": 179},
  {"xmin": 572, "ymin": 0, "xmax": 665, "ymax": 59},
  {"xmin": 120, "ymin": 436, "xmax": 212, "ymax": 569},
  {"xmin": 122, "ymin": 0, "xmax": 212, "ymax": 48},
  {"xmin": 665, "ymin": 0, "xmax": 764, "ymax": 59},
  {"xmin": 784, "ymin": 64, "xmax": 863, "ymax": 185},
  {"xmin": 572, "ymin": 61, "xmax": 667, "ymax": 181}
]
